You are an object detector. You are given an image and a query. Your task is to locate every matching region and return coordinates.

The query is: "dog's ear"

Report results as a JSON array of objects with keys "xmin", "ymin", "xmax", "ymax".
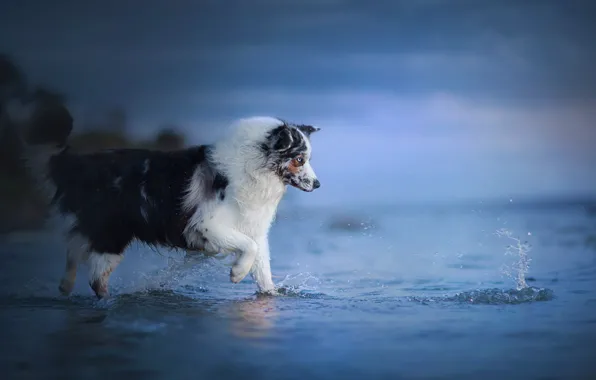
[
  {"xmin": 272, "ymin": 126, "xmax": 293, "ymax": 151},
  {"xmin": 297, "ymin": 124, "xmax": 321, "ymax": 137}
]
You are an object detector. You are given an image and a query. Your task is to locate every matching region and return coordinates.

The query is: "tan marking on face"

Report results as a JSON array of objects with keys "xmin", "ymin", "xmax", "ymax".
[
  {"xmin": 288, "ymin": 155, "xmax": 305, "ymax": 174},
  {"xmin": 288, "ymin": 162, "xmax": 300, "ymax": 174}
]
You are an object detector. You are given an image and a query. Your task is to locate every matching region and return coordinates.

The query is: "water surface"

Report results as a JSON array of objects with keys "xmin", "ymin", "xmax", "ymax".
[{"xmin": 1, "ymin": 203, "xmax": 595, "ymax": 379}]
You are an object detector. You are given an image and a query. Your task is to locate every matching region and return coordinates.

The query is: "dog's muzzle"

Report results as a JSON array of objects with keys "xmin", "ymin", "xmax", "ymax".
[{"xmin": 292, "ymin": 178, "xmax": 320, "ymax": 192}]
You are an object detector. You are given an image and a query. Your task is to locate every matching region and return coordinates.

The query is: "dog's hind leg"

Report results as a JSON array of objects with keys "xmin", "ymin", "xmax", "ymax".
[
  {"xmin": 58, "ymin": 233, "xmax": 89, "ymax": 296},
  {"xmin": 87, "ymin": 252, "xmax": 123, "ymax": 299}
]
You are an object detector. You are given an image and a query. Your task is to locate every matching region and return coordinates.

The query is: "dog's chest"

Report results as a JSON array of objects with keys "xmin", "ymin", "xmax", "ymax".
[
  {"xmin": 237, "ymin": 203, "xmax": 279, "ymax": 237},
  {"xmin": 233, "ymin": 179, "xmax": 285, "ymax": 236}
]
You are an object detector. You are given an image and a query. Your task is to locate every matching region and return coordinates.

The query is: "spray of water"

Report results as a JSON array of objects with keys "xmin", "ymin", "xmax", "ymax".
[{"xmin": 495, "ymin": 228, "xmax": 532, "ymax": 290}]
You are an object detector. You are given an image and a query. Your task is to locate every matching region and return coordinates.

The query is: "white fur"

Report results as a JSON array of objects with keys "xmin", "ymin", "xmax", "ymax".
[
  {"xmin": 183, "ymin": 117, "xmax": 290, "ymax": 293},
  {"xmin": 58, "ymin": 231, "xmax": 90, "ymax": 295},
  {"xmin": 87, "ymin": 252, "xmax": 121, "ymax": 284}
]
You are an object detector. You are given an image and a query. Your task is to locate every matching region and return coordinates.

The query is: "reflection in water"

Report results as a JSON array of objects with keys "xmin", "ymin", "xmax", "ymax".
[
  {"xmin": 43, "ymin": 307, "xmax": 159, "ymax": 379},
  {"xmin": 226, "ymin": 296, "xmax": 278, "ymax": 340},
  {"xmin": 24, "ymin": 292, "xmax": 280, "ymax": 378}
]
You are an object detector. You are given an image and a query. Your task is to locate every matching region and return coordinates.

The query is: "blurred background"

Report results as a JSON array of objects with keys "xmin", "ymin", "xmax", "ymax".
[
  {"xmin": 1, "ymin": 1, "xmax": 596, "ymax": 379},
  {"xmin": 1, "ymin": 1, "xmax": 595, "ymax": 235}
]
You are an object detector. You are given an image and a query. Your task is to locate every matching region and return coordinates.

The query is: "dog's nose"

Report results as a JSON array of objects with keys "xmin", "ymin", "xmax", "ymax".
[{"xmin": 313, "ymin": 179, "xmax": 321, "ymax": 189}]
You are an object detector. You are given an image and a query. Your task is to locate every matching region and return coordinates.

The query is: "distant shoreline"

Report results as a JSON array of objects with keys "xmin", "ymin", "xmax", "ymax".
[{"xmin": 2, "ymin": 195, "xmax": 594, "ymax": 236}]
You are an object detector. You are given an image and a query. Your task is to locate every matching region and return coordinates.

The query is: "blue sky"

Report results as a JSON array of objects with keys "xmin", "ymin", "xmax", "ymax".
[{"xmin": 1, "ymin": 0, "xmax": 595, "ymax": 204}]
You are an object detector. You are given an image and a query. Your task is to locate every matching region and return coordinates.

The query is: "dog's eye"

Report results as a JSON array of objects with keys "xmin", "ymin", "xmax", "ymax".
[{"xmin": 293, "ymin": 156, "xmax": 305, "ymax": 166}]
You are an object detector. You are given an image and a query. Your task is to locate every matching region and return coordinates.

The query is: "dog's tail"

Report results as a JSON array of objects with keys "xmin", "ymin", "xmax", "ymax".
[{"xmin": 1, "ymin": 98, "xmax": 73, "ymax": 200}]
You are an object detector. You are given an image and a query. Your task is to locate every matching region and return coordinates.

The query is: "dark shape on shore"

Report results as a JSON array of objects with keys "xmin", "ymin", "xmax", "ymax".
[
  {"xmin": 25, "ymin": 102, "xmax": 73, "ymax": 146},
  {"xmin": 0, "ymin": 54, "xmax": 187, "ymax": 234}
]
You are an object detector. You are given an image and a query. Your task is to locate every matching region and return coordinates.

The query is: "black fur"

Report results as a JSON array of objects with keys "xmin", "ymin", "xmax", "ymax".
[
  {"xmin": 213, "ymin": 173, "xmax": 229, "ymax": 197},
  {"xmin": 296, "ymin": 124, "xmax": 320, "ymax": 137},
  {"xmin": 274, "ymin": 118, "xmax": 319, "ymax": 139},
  {"xmin": 263, "ymin": 124, "xmax": 312, "ymax": 185},
  {"xmin": 48, "ymin": 145, "xmax": 228, "ymax": 254},
  {"xmin": 267, "ymin": 125, "xmax": 308, "ymax": 158},
  {"xmin": 272, "ymin": 126, "xmax": 293, "ymax": 151}
]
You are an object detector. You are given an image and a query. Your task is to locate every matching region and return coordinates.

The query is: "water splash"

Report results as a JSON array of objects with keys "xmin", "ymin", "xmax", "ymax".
[
  {"xmin": 407, "ymin": 287, "xmax": 553, "ymax": 305},
  {"xmin": 274, "ymin": 286, "xmax": 327, "ymax": 299},
  {"xmin": 496, "ymin": 228, "xmax": 532, "ymax": 290},
  {"xmin": 276, "ymin": 272, "xmax": 322, "ymax": 292}
]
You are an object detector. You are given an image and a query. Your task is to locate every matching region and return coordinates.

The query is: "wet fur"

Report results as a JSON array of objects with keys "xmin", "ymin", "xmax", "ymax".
[{"xmin": 3, "ymin": 103, "xmax": 321, "ymax": 299}]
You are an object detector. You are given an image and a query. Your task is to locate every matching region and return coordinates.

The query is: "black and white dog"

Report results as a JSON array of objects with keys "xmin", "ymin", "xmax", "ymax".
[{"xmin": 4, "ymin": 101, "xmax": 321, "ymax": 298}]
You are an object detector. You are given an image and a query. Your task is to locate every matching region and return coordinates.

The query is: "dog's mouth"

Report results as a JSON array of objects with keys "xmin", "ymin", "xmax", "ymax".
[
  {"xmin": 289, "ymin": 179, "xmax": 319, "ymax": 192},
  {"xmin": 290, "ymin": 182, "xmax": 313, "ymax": 192}
]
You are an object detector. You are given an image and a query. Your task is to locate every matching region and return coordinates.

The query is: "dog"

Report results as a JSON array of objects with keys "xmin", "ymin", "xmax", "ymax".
[{"xmin": 3, "ymin": 100, "xmax": 321, "ymax": 298}]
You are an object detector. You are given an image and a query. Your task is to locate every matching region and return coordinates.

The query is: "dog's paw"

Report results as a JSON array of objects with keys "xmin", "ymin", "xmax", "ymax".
[
  {"xmin": 58, "ymin": 278, "xmax": 75, "ymax": 296},
  {"xmin": 230, "ymin": 262, "xmax": 251, "ymax": 283},
  {"xmin": 90, "ymin": 280, "xmax": 110, "ymax": 299}
]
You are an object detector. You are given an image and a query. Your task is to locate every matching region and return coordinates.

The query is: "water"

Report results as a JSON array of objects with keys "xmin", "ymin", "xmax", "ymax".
[{"xmin": 1, "ymin": 202, "xmax": 595, "ymax": 379}]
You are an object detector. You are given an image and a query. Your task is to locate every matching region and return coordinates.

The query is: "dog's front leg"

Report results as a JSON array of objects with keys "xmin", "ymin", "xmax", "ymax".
[
  {"xmin": 250, "ymin": 236, "xmax": 276, "ymax": 294},
  {"xmin": 203, "ymin": 226, "xmax": 258, "ymax": 284}
]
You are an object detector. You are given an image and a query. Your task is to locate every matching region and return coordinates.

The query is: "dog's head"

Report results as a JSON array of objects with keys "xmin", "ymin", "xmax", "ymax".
[{"xmin": 262, "ymin": 121, "xmax": 321, "ymax": 192}]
